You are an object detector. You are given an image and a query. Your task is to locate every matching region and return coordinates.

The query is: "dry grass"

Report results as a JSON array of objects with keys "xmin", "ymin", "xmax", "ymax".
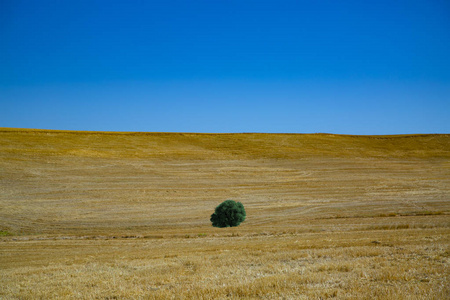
[{"xmin": 0, "ymin": 128, "xmax": 449, "ymax": 299}]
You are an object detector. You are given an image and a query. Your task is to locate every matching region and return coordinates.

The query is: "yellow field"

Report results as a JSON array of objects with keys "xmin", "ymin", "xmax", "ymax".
[{"xmin": 0, "ymin": 128, "xmax": 449, "ymax": 299}]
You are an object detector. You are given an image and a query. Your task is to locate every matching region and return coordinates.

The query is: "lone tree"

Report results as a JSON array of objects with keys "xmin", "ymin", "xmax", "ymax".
[{"xmin": 210, "ymin": 200, "xmax": 246, "ymax": 228}]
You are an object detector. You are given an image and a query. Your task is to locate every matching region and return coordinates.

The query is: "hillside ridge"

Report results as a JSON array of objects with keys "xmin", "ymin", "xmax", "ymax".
[
  {"xmin": 0, "ymin": 127, "xmax": 448, "ymax": 138},
  {"xmin": 1, "ymin": 127, "xmax": 449, "ymax": 160}
]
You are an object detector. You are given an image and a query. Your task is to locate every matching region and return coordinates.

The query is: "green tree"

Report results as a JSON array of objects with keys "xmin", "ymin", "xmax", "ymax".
[{"xmin": 210, "ymin": 200, "xmax": 246, "ymax": 228}]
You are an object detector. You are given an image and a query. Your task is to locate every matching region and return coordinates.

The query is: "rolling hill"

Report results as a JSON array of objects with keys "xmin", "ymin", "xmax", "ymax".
[{"xmin": 0, "ymin": 128, "xmax": 449, "ymax": 299}]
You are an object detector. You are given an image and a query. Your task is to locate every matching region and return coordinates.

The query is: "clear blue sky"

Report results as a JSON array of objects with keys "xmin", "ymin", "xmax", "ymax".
[{"xmin": 1, "ymin": 0, "xmax": 449, "ymax": 134}]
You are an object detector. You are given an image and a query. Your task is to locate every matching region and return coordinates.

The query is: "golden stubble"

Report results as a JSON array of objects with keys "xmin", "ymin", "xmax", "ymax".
[{"xmin": 0, "ymin": 128, "xmax": 449, "ymax": 299}]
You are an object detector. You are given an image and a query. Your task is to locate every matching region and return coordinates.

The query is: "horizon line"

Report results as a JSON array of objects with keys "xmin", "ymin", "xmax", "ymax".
[{"xmin": 1, "ymin": 127, "xmax": 448, "ymax": 138}]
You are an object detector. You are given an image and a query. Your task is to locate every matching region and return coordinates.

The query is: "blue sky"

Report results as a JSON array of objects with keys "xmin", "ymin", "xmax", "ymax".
[{"xmin": 1, "ymin": 0, "xmax": 449, "ymax": 134}]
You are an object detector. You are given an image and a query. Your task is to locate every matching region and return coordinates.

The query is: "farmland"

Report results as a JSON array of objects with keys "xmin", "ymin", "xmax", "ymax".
[{"xmin": 0, "ymin": 128, "xmax": 449, "ymax": 299}]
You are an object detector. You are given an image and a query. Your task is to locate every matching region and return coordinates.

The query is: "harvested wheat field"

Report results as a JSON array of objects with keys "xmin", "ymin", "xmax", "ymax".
[{"xmin": 0, "ymin": 128, "xmax": 449, "ymax": 299}]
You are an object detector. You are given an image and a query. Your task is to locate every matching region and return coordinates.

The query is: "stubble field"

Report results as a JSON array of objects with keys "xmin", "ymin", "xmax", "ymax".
[{"xmin": 0, "ymin": 128, "xmax": 449, "ymax": 299}]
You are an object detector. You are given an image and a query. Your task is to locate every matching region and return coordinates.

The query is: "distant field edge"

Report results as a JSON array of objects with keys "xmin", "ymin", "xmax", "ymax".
[{"xmin": 0, "ymin": 127, "xmax": 448, "ymax": 138}]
